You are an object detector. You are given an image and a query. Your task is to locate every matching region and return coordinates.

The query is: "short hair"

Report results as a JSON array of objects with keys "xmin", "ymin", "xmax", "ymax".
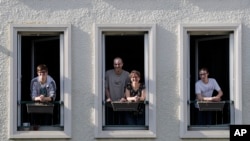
[
  {"xmin": 113, "ymin": 57, "xmax": 123, "ymax": 64},
  {"xmin": 129, "ymin": 70, "xmax": 141, "ymax": 78},
  {"xmin": 37, "ymin": 64, "xmax": 48, "ymax": 72},
  {"xmin": 199, "ymin": 67, "xmax": 209, "ymax": 73}
]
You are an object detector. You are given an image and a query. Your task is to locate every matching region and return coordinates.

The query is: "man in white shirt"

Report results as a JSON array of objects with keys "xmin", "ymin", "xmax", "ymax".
[{"xmin": 195, "ymin": 67, "xmax": 223, "ymax": 125}]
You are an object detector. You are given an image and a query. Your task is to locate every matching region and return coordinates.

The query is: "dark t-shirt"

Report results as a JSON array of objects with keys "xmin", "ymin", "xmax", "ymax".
[
  {"xmin": 126, "ymin": 82, "xmax": 145, "ymax": 97},
  {"xmin": 126, "ymin": 82, "xmax": 146, "ymax": 114}
]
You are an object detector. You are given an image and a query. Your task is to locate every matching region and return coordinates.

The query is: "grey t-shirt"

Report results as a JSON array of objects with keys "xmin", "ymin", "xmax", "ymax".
[{"xmin": 105, "ymin": 70, "xmax": 130, "ymax": 101}]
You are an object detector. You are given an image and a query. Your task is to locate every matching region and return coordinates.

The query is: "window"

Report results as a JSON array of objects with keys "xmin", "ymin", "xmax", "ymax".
[
  {"xmin": 9, "ymin": 25, "xmax": 71, "ymax": 139},
  {"xmin": 179, "ymin": 24, "xmax": 242, "ymax": 138},
  {"xmin": 104, "ymin": 33, "xmax": 146, "ymax": 128},
  {"xmin": 94, "ymin": 24, "xmax": 156, "ymax": 138}
]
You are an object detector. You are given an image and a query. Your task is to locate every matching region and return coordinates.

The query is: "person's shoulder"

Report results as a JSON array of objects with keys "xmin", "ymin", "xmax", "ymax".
[
  {"xmin": 30, "ymin": 77, "xmax": 39, "ymax": 87},
  {"xmin": 31, "ymin": 77, "xmax": 38, "ymax": 82},
  {"xmin": 126, "ymin": 82, "xmax": 132, "ymax": 86},
  {"xmin": 106, "ymin": 69, "xmax": 114, "ymax": 74},
  {"xmin": 106, "ymin": 70, "xmax": 117, "ymax": 77},
  {"xmin": 209, "ymin": 78, "xmax": 217, "ymax": 81},
  {"xmin": 47, "ymin": 75, "xmax": 55, "ymax": 81},
  {"xmin": 126, "ymin": 82, "xmax": 132, "ymax": 89},
  {"xmin": 195, "ymin": 80, "xmax": 202, "ymax": 85},
  {"xmin": 106, "ymin": 69, "xmax": 113, "ymax": 72},
  {"xmin": 123, "ymin": 70, "xmax": 129, "ymax": 75},
  {"xmin": 209, "ymin": 78, "xmax": 219, "ymax": 84},
  {"xmin": 195, "ymin": 80, "xmax": 201, "ymax": 83}
]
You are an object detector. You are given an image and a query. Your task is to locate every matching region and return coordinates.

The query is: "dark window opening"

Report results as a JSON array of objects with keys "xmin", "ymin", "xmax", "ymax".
[
  {"xmin": 104, "ymin": 34, "xmax": 147, "ymax": 128},
  {"xmin": 189, "ymin": 35, "xmax": 230, "ymax": 127},
  {"xmin": 19, "ymin": 35, "xmax": 62, "ymax": 130}
]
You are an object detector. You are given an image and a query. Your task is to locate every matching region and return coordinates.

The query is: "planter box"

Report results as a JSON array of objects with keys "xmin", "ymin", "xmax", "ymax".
[
  {"xmin": 26, "ymin": 103, "xmax": 54, "ymax": 114},
  {"xmin": 111, "ymin": 101, "xmax": 140, "ymax": 111},
  {"xmin": 197, "ymin": 101, "xmax": 225, "ymax": 111}
]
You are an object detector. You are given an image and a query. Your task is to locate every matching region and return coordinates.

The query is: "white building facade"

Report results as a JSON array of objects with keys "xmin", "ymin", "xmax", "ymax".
[{"xmin": 0, "ymin": 0, "xmax": 249, "ymax": 140}]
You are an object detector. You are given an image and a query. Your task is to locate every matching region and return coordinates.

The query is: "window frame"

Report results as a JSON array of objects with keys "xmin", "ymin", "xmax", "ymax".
[
  {"xmin": 94, "ymin": 24, "xmax": 156, "ymax": 138},
  {"xmin": 179, "ymin": 24, "xmax": 242, "ymax": 138},
  {"xmin": 9, "ymin": 24, "xmax": 72, "ymax": 139}
]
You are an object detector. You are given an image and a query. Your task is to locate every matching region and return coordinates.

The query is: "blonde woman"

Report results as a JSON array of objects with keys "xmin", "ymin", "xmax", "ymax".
[{"xmin": 125, "ymin": 70, "xmax": 146, "ymax": 125}]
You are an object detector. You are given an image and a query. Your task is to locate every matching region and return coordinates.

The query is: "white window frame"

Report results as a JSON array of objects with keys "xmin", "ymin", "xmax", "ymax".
[
  {"xmin": 9, "ymin": 24, "xmax": 72, "ymax": 139},
  {"xmin": 179, "ymin": 24, "xmax": 242, "ymax": 138},
  {"xmin": 94, "ymin": 24, "xmax": 156, "ymax": 138}
]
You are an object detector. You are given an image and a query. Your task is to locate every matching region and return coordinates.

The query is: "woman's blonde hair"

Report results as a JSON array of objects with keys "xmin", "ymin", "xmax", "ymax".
[{"xmin": 129, "ymin": 70, "xmax": 141, "ymax": 78}]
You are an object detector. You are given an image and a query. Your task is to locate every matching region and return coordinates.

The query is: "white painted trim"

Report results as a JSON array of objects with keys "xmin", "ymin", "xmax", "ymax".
[
  {"xmin": 94, "ymin": 24, "xmax": 156, "ymax": 138},
  {"xmin": 179, "ymin": 23, "xmax": 242, "ymax": 138},
  {"xmin": 9, "ymin": 24, "xmax": 71, "ymax": 139}
]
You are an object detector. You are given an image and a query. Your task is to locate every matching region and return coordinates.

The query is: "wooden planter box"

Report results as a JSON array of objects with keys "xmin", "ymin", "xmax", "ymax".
[
  {"xmin": 26, "ymin": 103, "xmax": 54, "ymax": 114},
  {"xmin": 197, "ymin": 101, "xmax": 225, "ymax": 111},
  {"xmin": 111, "ymin": 101, "xmax": 140, "ymax": 111}
]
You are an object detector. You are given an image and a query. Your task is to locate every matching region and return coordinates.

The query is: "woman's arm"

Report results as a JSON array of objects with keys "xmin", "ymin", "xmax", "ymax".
[
  {"xmin": 139, "ymin": 89, "xmax": 146, "ymax": 101},
  {"xmin": 125, "ymin": 89, "xmax": 136, "ymax": 101}
]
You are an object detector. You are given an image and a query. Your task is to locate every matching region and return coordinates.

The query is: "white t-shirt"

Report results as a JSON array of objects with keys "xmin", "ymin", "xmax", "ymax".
[
  {"xmin": 195, "ymin": 78, "xmax": 221, "ymax": 108},
  {"xmin": 195, "ymin": 78, "xmax": 221, "ymax": 97}
]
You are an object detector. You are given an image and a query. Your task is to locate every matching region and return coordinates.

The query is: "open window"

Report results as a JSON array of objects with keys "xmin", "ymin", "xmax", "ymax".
[
  {"xmin": 94, "ymin": 24, "xmax": 156, "ymax": 138},
  {"xmin": 189, "ymin": 35, "xmax": 231, "ymax": 127},
  {"xmin": 179, "ymin": 24, "xmax": 242, "ymax": 138},
  {"xmin": 9, "ymin": 25, "xmax": 71, "ymax": 139},
  {"xmin": 19, "ymin": 35, "xmax": 62, "ymax": 129},
  {"xmin": 103, "ymin": 33, "xmax": 146, "ymax": 129}
]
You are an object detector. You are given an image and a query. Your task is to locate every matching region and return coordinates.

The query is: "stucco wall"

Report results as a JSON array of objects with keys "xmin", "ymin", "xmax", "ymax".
[{"xmin": 1, "ymin": 0, "xmax": 250, "ymax": 141}]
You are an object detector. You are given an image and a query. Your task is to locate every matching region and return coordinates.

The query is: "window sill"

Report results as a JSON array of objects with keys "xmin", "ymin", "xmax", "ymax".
[
  {"xmin": 10, "ymin": 130, "xmax": 70, "ymax": 139},
  {"xmin": 103, "ymin": 125, "xmax": 149, "ymax": 130},
  {"xmin": 95, "ymin": 129, "xmax": 156, "ymax": 138},
  {"xmin": 180, "ymin": 130, "xmax": 229, "ymax": 139}
]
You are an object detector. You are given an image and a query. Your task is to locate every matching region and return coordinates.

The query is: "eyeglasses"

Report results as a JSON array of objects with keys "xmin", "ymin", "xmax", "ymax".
[{"xmin": 199, "ymin": 73, "xmax": 207, "ymax": 76}]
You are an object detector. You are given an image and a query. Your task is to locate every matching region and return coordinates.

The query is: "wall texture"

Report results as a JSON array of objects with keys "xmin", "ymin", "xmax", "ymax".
[{"xmin": 1, "ymin": 0, "xmax": 250, "ymax": 141}]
